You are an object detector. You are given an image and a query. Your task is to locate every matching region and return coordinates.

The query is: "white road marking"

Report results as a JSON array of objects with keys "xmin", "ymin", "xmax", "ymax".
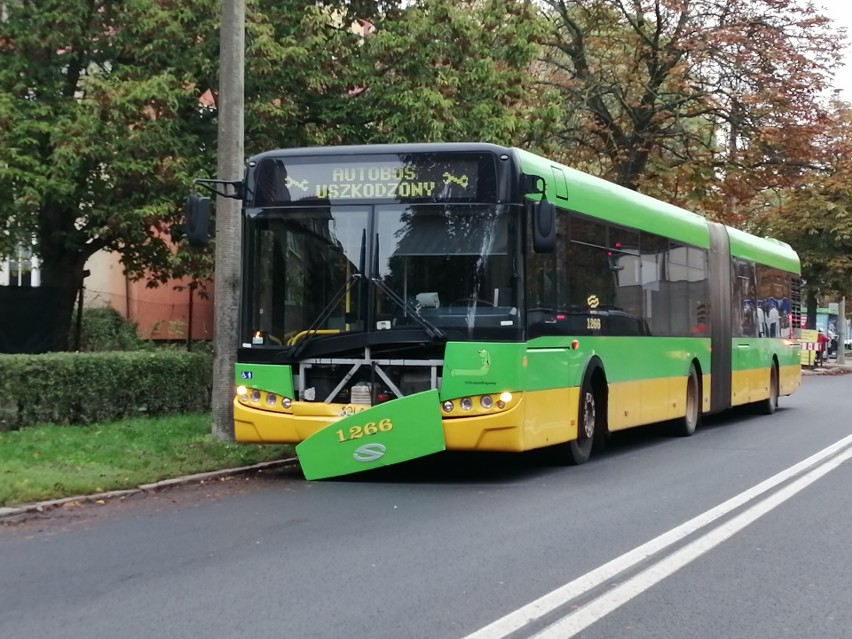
[
  {"xmin": 462, "ymin": 434, "xmax": 852, "ymax": 639},
  {"xmin": 533, "ymin": 444, "xmax": 852, "ymax": 638}
]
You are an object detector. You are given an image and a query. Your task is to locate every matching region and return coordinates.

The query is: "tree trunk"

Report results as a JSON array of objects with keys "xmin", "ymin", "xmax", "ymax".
[
  {"xmin": 806, "ymin": 287, "xmax": 818, "ymax": 330},
  {"xmin": 39, "ymin": 256, "xmax": 87, "ymax": 351}
]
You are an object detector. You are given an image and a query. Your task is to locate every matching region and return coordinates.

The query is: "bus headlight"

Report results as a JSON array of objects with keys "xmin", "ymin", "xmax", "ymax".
[
  {"xmin": 460, "ymin": 397, "xmax": 473, "ymax": 411},
  {"xmin": 442, "ymin": 400, "xmax": 454, "ymax": 412}
]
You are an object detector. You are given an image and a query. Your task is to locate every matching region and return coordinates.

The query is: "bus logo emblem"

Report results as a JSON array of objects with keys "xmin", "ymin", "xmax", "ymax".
[
  {"xmin": 353, "ymin": 443, "xmax": 387, "ymax": 463},
  {"xmin": 451, "ymin": 349, "xmax": 492, "ymax": 378}
]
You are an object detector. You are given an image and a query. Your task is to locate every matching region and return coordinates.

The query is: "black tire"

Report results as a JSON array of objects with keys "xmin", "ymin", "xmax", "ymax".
[
  {"xmin": 758, "ymin": 363, "xmax": 779, "ymax": 415},
  {"xmin": 675, "ymin": 364, "xmax": 700, "ymax": 437},
  {"xmin": 568, "ymin": 378, "xmax": 597, "ymax": 465}
]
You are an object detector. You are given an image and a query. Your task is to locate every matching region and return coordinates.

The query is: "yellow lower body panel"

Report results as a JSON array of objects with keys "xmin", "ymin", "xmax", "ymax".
[
  {"xmin": 731, "ymin": 364, "xmax": 801, "ymax": 407},
  {"xmin": 731, "ymin": 369, "xmax": 756, "ymax": 406},
  {"xmin": 236, "ymin": 395, "xmax": 540, "ymax": 453},
  {"xmin": 780, "ymin": 364, "xmax": 801, "ymax": 397},
  {"xmin": 607, "ymin": 373, "xmax": 711, "ymax": 432},
  {"xmin": 234, "ymin": 399, "xmax": 332, "ymax": 443},
  {"xmin": 507, "ymin": 387, "xmax": 580, "ymax": 450}
]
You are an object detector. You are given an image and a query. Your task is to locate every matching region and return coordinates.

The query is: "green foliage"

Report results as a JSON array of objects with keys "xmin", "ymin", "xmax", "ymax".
[
  {"xmin": 354, "ymin": 0, "xmax": 561, "ymax": 149},
  {"xmin": 74, "ymin": 306, "xmax": 148, "ymax": 352},
  {"xmin": 0, "ymin": 0, "xmax": 220, "ymax": 347},
  {"xmin": 0, "ymin": 0, "xmax": 220, "ymax": 255},
  {"xmin": 0, "ymin": 351, "xmax": 213, "ymax": 430},
  {"xmin": 0, "ymin": 413, "xmax": 292, "ymax": 507},
  {"xmin": 0, "ymin": 0, "xmax": 561, "ymax": 350},
  {"xmin": 242, "ymin": 0, "xmax": 560, "ymax": 152}
]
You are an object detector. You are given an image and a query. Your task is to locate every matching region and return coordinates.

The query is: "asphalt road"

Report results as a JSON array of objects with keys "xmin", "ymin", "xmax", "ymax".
[{"xmin": 2, "ymin": 372, "xmax": 851, "ymax": 639}]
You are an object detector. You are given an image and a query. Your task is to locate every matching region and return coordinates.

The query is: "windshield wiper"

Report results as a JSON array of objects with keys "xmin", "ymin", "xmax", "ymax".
[
  {"xmin": 290, "ymin": 273, "xmax": 362, "ymax": 360},
  {"xmin": 370, "ymin": 277, "xmax": 446, "ymax": 341}
]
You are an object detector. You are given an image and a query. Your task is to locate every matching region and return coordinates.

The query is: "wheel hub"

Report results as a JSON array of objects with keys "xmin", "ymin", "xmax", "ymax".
[{"xmin": 582, "ymin": 392, "xmax": 596, "ymax": 439}]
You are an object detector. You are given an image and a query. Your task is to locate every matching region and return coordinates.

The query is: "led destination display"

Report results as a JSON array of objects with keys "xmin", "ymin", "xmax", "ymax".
[{"xmin": 251, "ymin": 154, "xmax": 496, "ymax": 204}]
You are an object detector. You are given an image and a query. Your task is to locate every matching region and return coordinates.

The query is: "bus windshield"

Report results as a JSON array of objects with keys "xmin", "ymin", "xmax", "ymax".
[{"xmin": 242, "ymin": 203, "xmax": 520, "ymax": 349}]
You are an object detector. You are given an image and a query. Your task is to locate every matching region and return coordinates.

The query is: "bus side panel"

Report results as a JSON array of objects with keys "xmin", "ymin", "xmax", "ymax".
[
  {"xmin": 608, "ymin": 374, "xmax": 711, "ymax": 430},
  {"xmin": 730, "ymin": 339, "xmax": 801, "ymax": 405},
  {"xmin": 521, "ymin": 347, "xmax": 584, "ymax": 449},
  {"xmin": 527, "ymin": 336, "xmax": 711, "ymax": 433},
  {"xmin": 780, "ymin": 362, "xmax": 801, "ymax": 396},
  {"xmin": 590, "ymin": 337, "xmax": 711, "ymax": 430},
  {"xmin": 607, "ymin": 378, "xmax": 644, "ymax": 430}
]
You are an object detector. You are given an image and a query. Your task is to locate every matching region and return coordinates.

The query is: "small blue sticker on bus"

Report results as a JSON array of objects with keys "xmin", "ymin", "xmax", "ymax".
[{"xmin": 241, "ymin": 371, "xmax": 253, "ymax": 379}]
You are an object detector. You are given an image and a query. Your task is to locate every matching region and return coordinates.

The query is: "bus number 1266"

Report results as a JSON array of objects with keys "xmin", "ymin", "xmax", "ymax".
[{"xmin": 336, "ymin": 419, "xmax": 394, "ymax": 443}]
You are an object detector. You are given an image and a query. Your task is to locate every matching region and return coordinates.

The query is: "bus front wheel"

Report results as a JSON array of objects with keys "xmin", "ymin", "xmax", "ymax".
[{"xmin": 568, "ymin": 381, "xmax": 596, "ymax": 465}]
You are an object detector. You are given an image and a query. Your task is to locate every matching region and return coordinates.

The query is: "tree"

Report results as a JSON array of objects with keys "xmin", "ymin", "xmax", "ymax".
[
  {"xmin": 0, "ymin": 0, "xmax": 220, "ymax": 349},
  {"xmin": 537, "ymin": 0, "xmax": 842, "ymax": 216},
  {"xmin": 1, "ymin": 0, "xmax": 561, "ymax": 354},
  {"xmin": 354, "ymin": 0, "xmax": 561, "ymax": 149},
  {"xmin": 240, "ymin": 0, "xmax": 561, "ymax": 152},
  {"xmin": 755, "ymin": 102, "xmax": 852, "ymax": 326}
]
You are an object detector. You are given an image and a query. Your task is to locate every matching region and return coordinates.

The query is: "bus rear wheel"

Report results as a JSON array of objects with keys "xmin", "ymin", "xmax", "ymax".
[
  {"xmin": 568, "ymin": 382, "xmax": 596, "ymax": 465},
  {"xmin": 758, "ymin": 363, "xmax": 779, "ymax": 415},
  {"xmin": 674, "ymin": 364, "xmax": 700, "ymax": 437}
]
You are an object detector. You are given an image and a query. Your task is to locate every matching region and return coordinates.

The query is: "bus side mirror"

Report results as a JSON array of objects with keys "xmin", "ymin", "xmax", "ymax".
[
  {"xmin": 185, "ymin": 194, "xmax": 211, "ymax": 247},
  {"xmin": 533, "ymin": 198, "xmax": 556, "ymax": 253}
]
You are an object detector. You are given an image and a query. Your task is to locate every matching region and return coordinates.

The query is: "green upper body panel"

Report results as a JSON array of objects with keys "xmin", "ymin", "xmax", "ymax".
[
  {"xmin": 514, "ymin": 148, "xmax": 800, "ymax": 275},
  {"xmin": 235, "ymin": 362, "xmax": 295, "ymax": 398},
  {"xmin": 515, "ymin": 148, "xmax": 710, "ymax": 248}
]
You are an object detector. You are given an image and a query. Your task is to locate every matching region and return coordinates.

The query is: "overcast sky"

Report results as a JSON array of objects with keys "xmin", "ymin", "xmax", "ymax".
[{"xmin": 818, "ymin": 0, "xmax": 852, "ymax": 100}]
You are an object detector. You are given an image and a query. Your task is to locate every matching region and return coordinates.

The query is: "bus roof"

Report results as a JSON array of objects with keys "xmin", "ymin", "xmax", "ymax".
[
  {"xmin": 726, "ymin": 226, "xmax": 800, "ymax": 274},
  {"xmin": 514, "ymin": 148, "xmax": 711, "ymax": 248},
  {"xmin": 247, "ymin": 142, "xmax": 513, "ymax": 163},
  {"xmin": 247, "ymin": 143, "xmax": 799, "ymax": 273}
]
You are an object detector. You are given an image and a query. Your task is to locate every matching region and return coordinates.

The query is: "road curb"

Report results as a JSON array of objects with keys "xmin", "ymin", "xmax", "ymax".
[
  {"xmin": 801, "ymin": 363, "xmax": 852, "ymax": 376},
  {"xmin": 0, "ymin": 457, "xmax": 299, "ymax": 521}
]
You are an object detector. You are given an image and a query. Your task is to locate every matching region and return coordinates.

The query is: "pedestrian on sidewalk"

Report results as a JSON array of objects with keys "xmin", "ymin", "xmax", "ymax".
[{"xmin": 817, "ymin": 328, "xmax": 829, "ymax": 366}]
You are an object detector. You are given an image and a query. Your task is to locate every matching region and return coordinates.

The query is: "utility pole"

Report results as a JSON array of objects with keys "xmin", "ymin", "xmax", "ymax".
[
  {"xmin": 211, "ymin": 0, "xmax": 245, "ymax": 440},
  {"xmin": 839, "ymin": 297, "xmax": 846, "ymax": 366}
]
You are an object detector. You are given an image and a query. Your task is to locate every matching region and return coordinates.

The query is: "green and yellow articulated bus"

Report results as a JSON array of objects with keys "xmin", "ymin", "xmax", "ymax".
[{"xmin": 187, "ymin": 143, "xmax": 801, "ymax": 479}]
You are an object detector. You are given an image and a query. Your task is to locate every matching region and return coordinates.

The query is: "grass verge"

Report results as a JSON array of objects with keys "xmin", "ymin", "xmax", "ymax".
[{"xmin": 0, "ymin": 414, "xmax": 293, "ymax": 508}]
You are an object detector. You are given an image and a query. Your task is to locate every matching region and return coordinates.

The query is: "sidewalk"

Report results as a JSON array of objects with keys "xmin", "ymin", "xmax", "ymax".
[
  {"xmin": 0, "ymin": 457, "xmax": 299, "ymax": 521},
  {"xmin": 802, "ymin": 359, "xmax": 852, "ymax": 376}
]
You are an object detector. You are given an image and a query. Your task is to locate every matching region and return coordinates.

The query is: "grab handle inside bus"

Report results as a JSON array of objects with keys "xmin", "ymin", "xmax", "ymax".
[{"xmin": 533, "ymin": 198, "xmax": 556, "ymax": 253}]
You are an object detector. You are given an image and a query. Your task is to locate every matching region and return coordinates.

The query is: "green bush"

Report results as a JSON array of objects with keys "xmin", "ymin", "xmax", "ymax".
[
  {"xmin": 73, "ymin": 306, "xmax": 147, "ymax": 352},
  {"xmin": 0, "ymin": 351, "xmax": 212, "ymax": 430}
]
